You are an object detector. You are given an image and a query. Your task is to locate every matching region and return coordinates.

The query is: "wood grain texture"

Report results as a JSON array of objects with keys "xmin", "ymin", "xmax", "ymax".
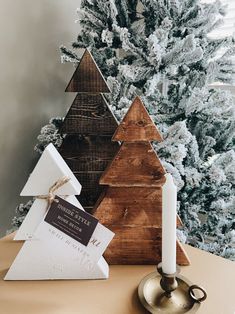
[
  {"xmin": 72, "ymin": 172, "xmax": 103, "ymax": 208},
  {"xmin": 103, "ymin": 226, "xmax": 190, "ymax": 265},
  {"xmin": 93, "ymin": 187, "xmax": 182, "ymax": 227},
  {"xmin": 100, "ymin": 141, "xmax": 166, "ymax": 186},
  {"xmin": 65, "ymin": 49, "xmax": 110, "ymax": 93},
  {"xmin": 59, "ymin": 135, "xmax": 119, "ymax": 171},
  {"xmin": 92, "ymin": 95, "xmax": 190, "ymax": 265},
  {"xmin": 59, "ymin": 135, "xmax": 119, "ymax": 210},
  {"xmin": 112, "ymin": 96, "xmax": 163, "ymax": 142},
  {"xmin": 59, "ymin": 49, "xmax": 119, "ymax": 212},
  {"xmin": 60, "ymin": 93, "xmax": 118, "ymax": 135}
]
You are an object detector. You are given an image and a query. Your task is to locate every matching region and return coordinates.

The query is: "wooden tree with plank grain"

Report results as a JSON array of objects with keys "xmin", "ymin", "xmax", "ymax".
[
  {"xmin": 59, "ymin": 49, "xmax": 119, "ymax": 212},
  {"xmin": 93, "ymin": 96, "xmax": 190, "ymax": 265}
]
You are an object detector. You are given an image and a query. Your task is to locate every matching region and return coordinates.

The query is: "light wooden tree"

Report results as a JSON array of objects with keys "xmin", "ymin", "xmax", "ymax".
[
  {"xmin": 93, "ymin": 96, "xmax": 190, "ymax": 265},
  {"xmin": 59, "ymin": 49, "xmax": 119, "ymax": 212}
]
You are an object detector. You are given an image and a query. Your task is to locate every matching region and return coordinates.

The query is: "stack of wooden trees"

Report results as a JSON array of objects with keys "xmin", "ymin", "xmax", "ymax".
[
  {"xmin": 93, "ymin": 96, "xmax": 190, "ymax": 265},
  {"xmin": 59, "ymin": 49, "xmax": 119, "ymax": 212}
]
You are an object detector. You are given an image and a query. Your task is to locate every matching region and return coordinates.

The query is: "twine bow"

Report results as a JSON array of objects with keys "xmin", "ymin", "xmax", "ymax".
[{"xmin": 37, "ymin": 176, "xmax": 71, "ymax": 211}]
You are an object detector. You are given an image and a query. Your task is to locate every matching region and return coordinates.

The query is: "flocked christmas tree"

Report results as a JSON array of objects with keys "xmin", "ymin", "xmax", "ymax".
[
  {"xmin": 13, "ymin": 0, "xmax": 235, "ymax": 260},
  {"xmin": 93, "ymin": 96, "xmax": 190, "ymax": 265},
  {"xmin": 59, "ymin": 49, "xmax": 119, "ymax": 212},
  {"xmin": 59, "ymin": 0, "xmax": 235, "ymax": 260}
]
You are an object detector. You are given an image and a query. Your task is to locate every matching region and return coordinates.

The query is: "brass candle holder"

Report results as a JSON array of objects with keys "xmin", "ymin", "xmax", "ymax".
[{"xmin": 138, "ymin": 263, "xmax": 207, "ymax": 313}]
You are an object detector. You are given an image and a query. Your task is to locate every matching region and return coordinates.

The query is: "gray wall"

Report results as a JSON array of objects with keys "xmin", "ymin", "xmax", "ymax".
[{"xmin": 0, "ymin": 0, "xmax": 80, "ymax": 236}]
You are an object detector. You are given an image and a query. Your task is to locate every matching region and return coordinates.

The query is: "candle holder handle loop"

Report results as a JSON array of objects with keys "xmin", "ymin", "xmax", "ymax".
[
  {"xmin": 138, "ymin": 263, "xmax": 207, "ymax": 313},
  {"xmin": 188, "ymin": 285, "xmax": 207, "ymax": 303}
]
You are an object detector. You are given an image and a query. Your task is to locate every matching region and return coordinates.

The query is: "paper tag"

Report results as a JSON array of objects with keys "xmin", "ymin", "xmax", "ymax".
[
  {"xmin": 45, "ymin": 196, "xmax": 98, "ymax": 246},
  {"xmin": 35, "ymin": 196, "xmax": 114, "ymax": 263}
]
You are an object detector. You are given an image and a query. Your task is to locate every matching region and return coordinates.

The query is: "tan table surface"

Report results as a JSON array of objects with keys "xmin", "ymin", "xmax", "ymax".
[{"xmin": 0, "ymin": 233, "xmax": 234, "ymax": 314}]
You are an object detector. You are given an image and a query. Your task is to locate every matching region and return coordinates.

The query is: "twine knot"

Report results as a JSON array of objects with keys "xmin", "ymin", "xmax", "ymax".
[{"xmin": 37, "ymin": 176, "xmax": 71, "ymax": 210}]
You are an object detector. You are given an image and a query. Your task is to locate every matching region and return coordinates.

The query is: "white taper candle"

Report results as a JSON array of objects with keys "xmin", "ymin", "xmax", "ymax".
[{"xmin": 162, "ymin": 173, "xmax": 177, "ymax": 274}]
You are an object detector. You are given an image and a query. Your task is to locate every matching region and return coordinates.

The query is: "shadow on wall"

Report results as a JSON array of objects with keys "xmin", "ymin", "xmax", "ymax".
[{"xmin": 0, "ymin": 0, "xmax": 80, "ymax": 236}]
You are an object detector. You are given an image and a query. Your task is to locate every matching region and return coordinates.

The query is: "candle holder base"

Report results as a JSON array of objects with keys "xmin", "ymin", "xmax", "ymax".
[{"xmin": 138, "ymin": 265, "xmax": 206, "ymax": 314}]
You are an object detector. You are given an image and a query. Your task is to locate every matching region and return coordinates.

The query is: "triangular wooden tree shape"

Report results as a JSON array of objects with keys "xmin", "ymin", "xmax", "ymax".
[
  {"xmin": 60, "ymin": 94, "xmax": 118, "ymax": 135},
  {"xmin": 65, "ymin": 49, "xmax": 110, "ymax": 93},
  {"xmin": 93, "ymin": 96, "xmax": 190, "ymax": 265},
  {"xmin": 100, "ymin": 142, "xmax": 166, "ymax": 186},
  {"xmin": 59, "ymin": 49, "xmax": 119, "ymax": 212},
  {"xmin": 113, "ymin": 96, "xmax": 162, "ymax": 142}
]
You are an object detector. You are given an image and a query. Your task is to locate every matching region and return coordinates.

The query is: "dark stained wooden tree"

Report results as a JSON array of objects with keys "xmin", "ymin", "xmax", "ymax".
[
  {"xmin": 59, "ymin": 49, "xmax": 119, "ymax": 212},
  {"xmin": 93, "ymin": 96, "xmax": 190, "ymax": 265}
]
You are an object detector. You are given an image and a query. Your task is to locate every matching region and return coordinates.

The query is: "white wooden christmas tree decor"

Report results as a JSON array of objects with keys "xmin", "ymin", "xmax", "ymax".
[
  {"xmin": 14, "ymin": 143, "xmax": 82, "ymax": 240},
  {"xmin": 7, "ymin": 143, "xmax": 114, "ymax": 280},
  {"xmin": 5, "ymin": 196, "xmax": 112, "ymax": 280},
  {"xmin": 4, "ymin": 241, "xmax": 109, "ymax": 280}
]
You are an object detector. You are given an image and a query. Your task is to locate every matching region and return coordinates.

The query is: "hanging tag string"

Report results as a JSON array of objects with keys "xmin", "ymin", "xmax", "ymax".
[{"xmin": 36, "ymin": 176, "xmax": 71, "ymax": 211}]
